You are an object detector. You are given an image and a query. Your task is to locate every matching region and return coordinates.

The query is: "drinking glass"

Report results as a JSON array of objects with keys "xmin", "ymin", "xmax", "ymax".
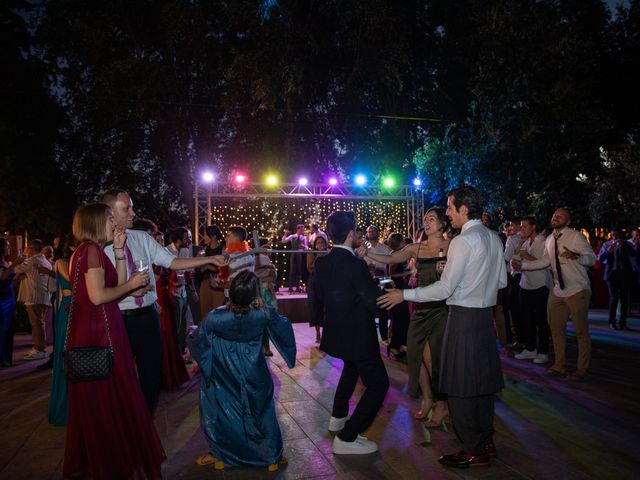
[{"xmin": 135, "ymin": 259, "xmax": 149, "ymax": 273}]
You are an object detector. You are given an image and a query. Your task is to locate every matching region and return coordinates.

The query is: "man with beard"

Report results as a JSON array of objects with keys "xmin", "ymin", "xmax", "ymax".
[
  {"xmin": 310, "ymin": 211, "xmax": 389, "ymax": 455},
  {"xmin": 378, "ymin": 187, "xmax": 507, "ymax": 468},
  {"xmin": 513, "ymin": 208, "xmax": 596, "ymax": 380}
]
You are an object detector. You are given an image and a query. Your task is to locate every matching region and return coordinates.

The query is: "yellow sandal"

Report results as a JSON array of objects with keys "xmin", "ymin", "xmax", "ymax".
[
  {"xmin": 195, "ymin": 453, "xmax": 225, "ymax": 470},
  {"xmin": 267, "ymin": 456, "xmax": 288, "ymax": 472}
]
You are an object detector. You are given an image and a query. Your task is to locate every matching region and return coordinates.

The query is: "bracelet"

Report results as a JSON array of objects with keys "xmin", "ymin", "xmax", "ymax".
[
  {"xmin": 113, "ymin": 247, "xmax": 124, "ymax": 250},
  {"xmin": 115, "ymin": 256, "xmax": 126, "ymax": 261}
]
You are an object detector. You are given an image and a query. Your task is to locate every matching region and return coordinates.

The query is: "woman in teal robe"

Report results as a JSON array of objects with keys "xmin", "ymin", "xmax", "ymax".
[{"xmin": 189, "ymin": 271, "xmax": 296, "ymax": 471}]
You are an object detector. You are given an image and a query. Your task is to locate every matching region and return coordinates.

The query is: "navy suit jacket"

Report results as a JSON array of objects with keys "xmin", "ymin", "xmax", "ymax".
[
  {"xmin": 598, "ymin": 240, "xmax": 637, "ymax": 281},
  {"xmin": 310, "ymin": 247, "xmax": 380, "ymax": 361}
]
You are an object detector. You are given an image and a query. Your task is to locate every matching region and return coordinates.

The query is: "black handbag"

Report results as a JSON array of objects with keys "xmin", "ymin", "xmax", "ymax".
[{"xmin": 63, "ymin": 248, "xmax": 114, "ymax": 383}]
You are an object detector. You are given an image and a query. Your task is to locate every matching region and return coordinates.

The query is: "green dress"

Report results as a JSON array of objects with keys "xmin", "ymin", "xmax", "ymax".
[{"xmin": 406, "ymin": 253, "xmax": 448, "ymax": 398}]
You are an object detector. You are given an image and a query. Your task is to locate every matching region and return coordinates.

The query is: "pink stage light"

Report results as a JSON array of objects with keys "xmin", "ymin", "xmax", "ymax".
[
  {"xmin": 235, "ymin": 174, "xmax": 246, "ymax": 184},
  {"xmin": 328, "ymin": 178, "xmax": 338, "ymax": 186}
]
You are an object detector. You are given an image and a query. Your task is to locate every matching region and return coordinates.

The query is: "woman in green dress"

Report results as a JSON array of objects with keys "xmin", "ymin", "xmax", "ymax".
[
  {"xmin": 48, "ymin": 235, "xmax": 75, "ymax": 426},
  {"xmin": 362, "ymin": 207, "xmax": 450, "ymax": 427}
]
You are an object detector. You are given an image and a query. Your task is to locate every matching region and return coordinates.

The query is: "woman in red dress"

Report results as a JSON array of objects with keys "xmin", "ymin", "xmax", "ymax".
[
  {"xmin": 153, "ymin": 231, "xmax": 189, "ymax": 389},
  {"xmin": 64, "ymin": 203, "xmax": 166, "ymax": 480}
]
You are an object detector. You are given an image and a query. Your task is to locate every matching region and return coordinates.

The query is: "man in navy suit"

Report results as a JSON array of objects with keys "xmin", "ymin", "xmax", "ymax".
[
  {"xmin": 598, "ymin": 226, "xmax": 638, "ymax": 330},
  {"xmin": 310, "ymin": 211, "xmax": 389, "ymax": 455}
]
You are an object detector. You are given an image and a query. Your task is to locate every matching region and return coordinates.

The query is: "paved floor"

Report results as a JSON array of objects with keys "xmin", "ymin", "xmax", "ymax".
[{"xmin": 1, "ymin": 310, "xmax": 639, "ymax": 479}]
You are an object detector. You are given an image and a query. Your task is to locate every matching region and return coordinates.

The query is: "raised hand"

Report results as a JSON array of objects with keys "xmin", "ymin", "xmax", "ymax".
[{"xmin": 113, "ymin": 226, "xmax": 127, "ymax": 249}]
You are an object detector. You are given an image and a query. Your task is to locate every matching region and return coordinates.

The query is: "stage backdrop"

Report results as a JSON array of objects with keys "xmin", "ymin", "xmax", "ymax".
[{"xmin": 207, "ymin": 197, "xmax": 408, "ymax": 288}]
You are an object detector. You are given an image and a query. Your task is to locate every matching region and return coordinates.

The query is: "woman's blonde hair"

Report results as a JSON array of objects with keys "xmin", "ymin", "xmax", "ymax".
[{"xmin": 72, "ymin": 203, "xmax": 112, "ymax": 245}]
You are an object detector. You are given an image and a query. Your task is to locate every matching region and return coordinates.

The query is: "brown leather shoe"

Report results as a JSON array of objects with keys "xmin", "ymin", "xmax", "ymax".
[
  {"xmin": 438, "ymin": 451, "xmax": 490, "ymax": 468},
  {"xmin": 485, "ymin": 440, "xmax": 497, "ymax": 457}
]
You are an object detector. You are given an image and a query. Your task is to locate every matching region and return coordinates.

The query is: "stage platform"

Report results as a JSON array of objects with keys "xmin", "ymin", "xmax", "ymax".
[{"xmin": 276, "ymin": 291, "xmax": 310, "ymax": 324}]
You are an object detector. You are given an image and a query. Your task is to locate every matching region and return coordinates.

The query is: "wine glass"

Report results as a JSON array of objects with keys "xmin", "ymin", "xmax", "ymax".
[{"xmin": 135, "ymin": 259, "xmax": 149, "ymax": 273}]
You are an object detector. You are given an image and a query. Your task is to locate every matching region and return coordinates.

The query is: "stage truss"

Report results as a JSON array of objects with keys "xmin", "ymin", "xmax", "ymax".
[{"xmin": 194, "ymin": 181, "xmax": 425, "ymax": 245}]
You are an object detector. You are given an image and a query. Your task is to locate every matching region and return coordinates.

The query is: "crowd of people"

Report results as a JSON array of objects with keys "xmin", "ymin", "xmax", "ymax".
[{"xmin": 1, "ymin": 185, "xmax": 639, "ymax": 475}]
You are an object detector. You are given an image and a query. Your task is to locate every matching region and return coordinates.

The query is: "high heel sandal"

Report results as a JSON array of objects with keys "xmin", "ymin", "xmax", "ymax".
[
  {"xmin": 423, "ymin": 408, "xmax": 449, "ymax": 432},
  {"xmin": 195, "ymin": 453, "xmax": 224, "ymax": 470}
]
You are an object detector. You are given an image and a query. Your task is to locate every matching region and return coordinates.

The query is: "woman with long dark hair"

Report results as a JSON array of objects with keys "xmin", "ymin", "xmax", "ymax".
[{"xmin": 197, "ymin": 225, "xmax": 226, "ymax": 317}]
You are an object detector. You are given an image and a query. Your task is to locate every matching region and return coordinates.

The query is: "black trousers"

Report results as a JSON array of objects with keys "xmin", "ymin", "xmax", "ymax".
[
  {"xmin": 389, "ymin": 302, "xmax": 409, "ymax": 350},
  {"xmin": 504, "ymin": 274, "xmax": 523, "ymax": 343},
  {"xmin": 520, "ymin": 286, "xmax": 550, "ymax": 354},
  {"xmin": 607, "ymin": 271, "xmax": 632, "ymax": 325},
  {"xmin": 333, "ymin": 355, "xmax": 389, "ymax": 442},
  {"xmin": 448, "ymin": 395, "xmax": 495, "ymax": 455},
  {"xmin": 122, "ymin": 305, "xmax": 162, "ymax": 413}
]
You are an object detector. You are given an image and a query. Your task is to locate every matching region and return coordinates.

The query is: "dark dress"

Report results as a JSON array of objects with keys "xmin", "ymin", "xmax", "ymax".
[
  {"xmin": 189, "ymin": 305, "xmax": 296, "ymax": 467},
  {"xmin": 306, "ymin": 252, "xmax": 327, "ymax": 328},
  {"xmin": 405, "ymin": 249, "xmax": 448, "ymax": 398},
  {"xmin": 388, "ymin": 260, "xmax": 410, "ymax": 350},
  {"xmin": 64, "ymin": 242, "xmax": 166, "ymax": 480},
  {"xmin": 48, "ymin": 264, "xmax": 72, "ymax": 426},
  {"xmin": 0, "ymin": 264, "xmax": 16, "ymax": 365},
  {"xmin": 198, "ymin": 244, "xmax": 226, "ymax": 318},
  {"xmin": 156, "ymin": 266, "xmax": 189, "ymax": 389}
]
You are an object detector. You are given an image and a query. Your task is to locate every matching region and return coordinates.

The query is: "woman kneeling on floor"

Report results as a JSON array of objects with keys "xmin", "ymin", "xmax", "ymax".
[{"xmin": 189, "ymin": 270, "xmax": 296, "ymax": 472}]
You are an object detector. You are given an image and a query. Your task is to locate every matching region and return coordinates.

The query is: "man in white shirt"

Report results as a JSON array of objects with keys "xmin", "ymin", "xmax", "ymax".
[
  {"xmin": 503, "ymin": 218, "xmax": 524, "ymax": 348},
  {"xmin": 16, "ymin": 239, "xmax": 53, "ymax": 360},
  {"xmin": 378, "ymin": 186, "xmax": 507, "ymax": 468},
  {"xmin": 167, "ymin": 226, "xmax": 193, "ymax": 354},
  {"xmin": 282, "ymin": 224, "xmax": 308, "ymax": 292},
  {"xmin": 308, "ymin": 223, "xmax": 328, "ymax": 247},
  {"xmin": 513, "ymin": 217, "xmax": 551, "ymax": 363},
  {"xmin": 512, "ymin": 208, "xmax": 596, "ymax": 380},
  {"xmin": 99, "ymin": 189, "xmax": 227, "ymax": 412}
]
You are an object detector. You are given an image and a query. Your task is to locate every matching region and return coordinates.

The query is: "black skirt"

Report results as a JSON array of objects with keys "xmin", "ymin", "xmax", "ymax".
[{"xmin": 439, "ymin": 305, "xmax": 503, "ymax": 397}]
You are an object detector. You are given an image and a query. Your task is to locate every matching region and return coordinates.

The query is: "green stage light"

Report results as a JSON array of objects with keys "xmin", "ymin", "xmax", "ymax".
[{"xmin": 383, "ymin": 177, "xmax": 395, "ymax": 188}]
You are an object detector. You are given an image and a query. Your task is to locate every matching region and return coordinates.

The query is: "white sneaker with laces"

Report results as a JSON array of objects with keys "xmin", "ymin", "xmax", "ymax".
[
  {"xmin": 328, "ymin": 416, "xmax": 349, "ymax": 432},
  {"xmin": 23, "ymin": 349, "xmax": 47, "ymax": 361},
  {"xmin": 515, "ymin": 349, "xmax": 537, "ymax": 360},
  {"xmin": 332, "ymin": 434, "xmax": 378, "ymax": 454},
  {"xmin": 533, "ymin": 353, "xmax": 549, "ymax": 364}
]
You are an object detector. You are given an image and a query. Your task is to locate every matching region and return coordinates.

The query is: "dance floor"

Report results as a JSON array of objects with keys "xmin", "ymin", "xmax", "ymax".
[{"xmin": 1, "ymin": 309, "xmax": 639, "ymax": 479}]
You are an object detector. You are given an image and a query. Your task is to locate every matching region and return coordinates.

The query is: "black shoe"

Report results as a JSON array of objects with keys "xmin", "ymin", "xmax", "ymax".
[
  {"xmin": 439, "ymin": 451, "xmax": 490, "ymax": 468},
  {"xmin": 37, "ymin": 358, "xmax": 54, "ymax": 370},
  {"xmin": 485, "ymin": 440, "xmax": 497, "ymax": 457},
  {"xmin": 620, "ymin": 323, "xmax": 630, "ymax": 331},
  {"xmin": 609, "ymin": 323, "xmax": 619, "ymax": 330}
]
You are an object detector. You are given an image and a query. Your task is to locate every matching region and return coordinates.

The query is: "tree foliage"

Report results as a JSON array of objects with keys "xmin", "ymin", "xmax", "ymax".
[{"xmin": 1, "ymin": 0, "xmax": 639, "ymax": 234}]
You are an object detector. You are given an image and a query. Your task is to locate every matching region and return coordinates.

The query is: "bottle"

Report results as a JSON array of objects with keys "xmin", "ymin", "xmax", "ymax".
[{"xmin": 439, "ymin": 248, "xmax": 444, "ymax": 258}]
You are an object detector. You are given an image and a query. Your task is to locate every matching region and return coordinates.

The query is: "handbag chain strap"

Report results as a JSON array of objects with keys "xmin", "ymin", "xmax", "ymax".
[{"xmin": 63, "ymin": 245, "xmax": 114, "ymax": 355}]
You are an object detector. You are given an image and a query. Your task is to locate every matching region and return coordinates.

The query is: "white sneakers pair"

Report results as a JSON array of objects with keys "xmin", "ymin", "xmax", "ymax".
[
  {"xmin": 514, "ymin": 349, "xmax": 549, "ymax": 364},
  {"xmin": 23, "ymin": 349, "xmax": 47, "ymax": 361},
  {"xmin": 328, "ymin": 416, "xmax": 378, "ymax": 454}
]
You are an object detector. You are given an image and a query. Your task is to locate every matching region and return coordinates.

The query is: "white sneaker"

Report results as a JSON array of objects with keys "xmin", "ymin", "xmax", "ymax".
[
  {"xmin": 328, "ymin": 416, "xmax": 349, "ymax": 432},
  {"xmin": 332, "ymin": 435, "xmax": 378, "ymax": 454},
  {"xmin": 515, "ymin": 349, "xmax": 537, "ymax": 360},
  {"xmin": 533, "ymin": 353, "xmax": 549, "ymax": 364},
  {"xmin": 23, "ymin": 349, "xmax": 47, "ymax": 361}
]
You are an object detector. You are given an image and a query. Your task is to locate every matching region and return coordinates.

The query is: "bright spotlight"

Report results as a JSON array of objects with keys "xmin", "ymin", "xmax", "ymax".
[
  {"xmin": 235, "ymin": 174, "xmax": 246, "ymax": 184},
  {"xmin": 298, "ymin": 177, "xmax": 308, "ymax": 186},
  {"xmin": 328, "ymin": 177, "xmax": 338, "ymax": 186},
  {"xmin": 266, "ymin": 175, "xmax": 278, "ymax": 186},
  {"xmin": 413, "ymin": 178, "xmax": 422, "ymax": 187},
  {"xmin": 383, "ymin": 177, "xmax": 395, "ymax": 188},
  {"xmin": 354, "ymin": 174, "xmax": 367, "ymax": 186},
  {"xmin": 202, "ymin": 172, "xmax": 215, "ymax": 183}
]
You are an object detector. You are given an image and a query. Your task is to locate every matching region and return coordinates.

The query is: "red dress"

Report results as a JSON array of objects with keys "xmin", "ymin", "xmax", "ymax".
[
  {"xmin": 64, "ymin": 242, "xmax": 166, "ymax": 480},
  {"xmin": 155, "ymin": 266, "xmax": 189, "ymax": 389}
]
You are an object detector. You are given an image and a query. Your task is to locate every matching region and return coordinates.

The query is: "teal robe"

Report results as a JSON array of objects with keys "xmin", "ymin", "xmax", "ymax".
[{"xmin": 189, "ymin": 305, "xmax": 296, "ymax": 467}]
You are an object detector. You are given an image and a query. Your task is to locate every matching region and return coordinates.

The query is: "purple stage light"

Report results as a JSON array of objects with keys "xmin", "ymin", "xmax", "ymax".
[
  {"xmin": 298, "ymin": 177, "xmax": 308, "ymax": 186},
  {"xmin": 328, "ymin": 178, "xmax": 338, "ymax": 186},
  {"xmin": 202, "ymin": 172, "xmax": 215, "ymax": 183}
]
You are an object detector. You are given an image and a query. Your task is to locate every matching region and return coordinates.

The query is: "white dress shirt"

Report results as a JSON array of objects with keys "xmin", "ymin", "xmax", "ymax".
[
  {"xmin": 104, "ymin": 229, "xmax": 175, "ymax": 310},
  {"xmin": 16, "ymin": 254, "xmax": 53, "ymax": 306},
  {"xmin": 518, "ymin": 234, "xmax": 550, "ymax": 290},
  {"xmin": 403, "ymin": 219, "xmax": 508, "ymax": 307},
  {"xmin": 504, "ymin": 232, "xmax": 522, "ymax": 274},
  {"xmin": 521, "ymin": 227, "xmax": 596, "ymax": 297}
]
